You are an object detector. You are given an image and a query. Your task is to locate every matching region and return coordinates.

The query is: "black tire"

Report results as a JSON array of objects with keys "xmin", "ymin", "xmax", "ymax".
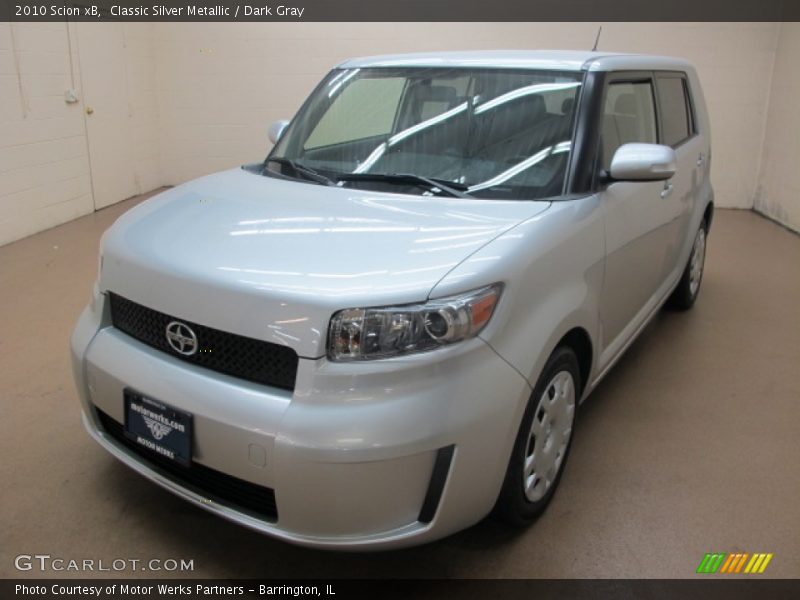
[
  {"xmin": 494, "ymin": 346, "xmax": 581, "ymax": 525},
  {"xmin": 668, "ymin": 221, "xmax": 708, "ymax": 310}
]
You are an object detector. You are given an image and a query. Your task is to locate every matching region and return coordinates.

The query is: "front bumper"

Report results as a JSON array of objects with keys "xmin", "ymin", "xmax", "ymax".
[{"xmin": 70, "ymin": 292, "xmax": 530, "ymax": 549}]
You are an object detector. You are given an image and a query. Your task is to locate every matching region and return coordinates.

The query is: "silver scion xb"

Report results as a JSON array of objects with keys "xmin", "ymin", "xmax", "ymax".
[{"xmin": 71, "ymin": 51, "xmax": 713, "ymax": 549}]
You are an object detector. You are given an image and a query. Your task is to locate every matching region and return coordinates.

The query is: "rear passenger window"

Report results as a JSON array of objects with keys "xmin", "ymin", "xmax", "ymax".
[
  {"xmin": 657, "ymin": 76, "xmax": 693, "ymax": 147},
  {"xmin": 601, "ymin": 81, "xmax": 657, "ymax": 170}
]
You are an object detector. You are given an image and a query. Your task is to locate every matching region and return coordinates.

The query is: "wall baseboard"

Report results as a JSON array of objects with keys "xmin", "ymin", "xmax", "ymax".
[{"xmin": 752, "ymin": 207, "xmax": 800, "ymax": 236}]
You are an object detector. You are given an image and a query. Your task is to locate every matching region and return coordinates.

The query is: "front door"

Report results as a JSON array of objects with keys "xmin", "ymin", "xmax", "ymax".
[{"xmin": 598, "ymin": 74, "xmax": 677, "ymax": 365}]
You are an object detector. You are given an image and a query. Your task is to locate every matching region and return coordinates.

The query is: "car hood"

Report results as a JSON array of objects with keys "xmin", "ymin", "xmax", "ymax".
[{"xmin": 100, "ymin": 168, "xmax": 550, "ymax": 358}]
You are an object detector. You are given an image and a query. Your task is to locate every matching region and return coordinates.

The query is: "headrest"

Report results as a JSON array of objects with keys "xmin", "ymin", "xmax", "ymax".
[
  {"xmin": 614, "ymin": 93, "xmax": 637, "ymax": 115},
  {"xmin": 409, "ymin": 85, "xmax": 457, "ymax": 104},
  {"xmin": 524, "ymin": 94, "xmax": 546, "ymax": 117}
]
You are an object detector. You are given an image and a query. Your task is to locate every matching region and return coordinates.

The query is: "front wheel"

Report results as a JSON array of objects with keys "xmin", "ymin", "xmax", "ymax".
[
  {"xmin": 668, "ymin": 222, "xmax": 707, "ymax": 310},
  {"xmin": 494, "ymin": 346, "xmax": 580, "ymax": 525}
]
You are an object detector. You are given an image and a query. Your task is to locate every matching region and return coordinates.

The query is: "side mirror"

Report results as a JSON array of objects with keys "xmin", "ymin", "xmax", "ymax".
[
  {"xmin": 268, "ymin": 119, "xmax": 289, "ymax": 145},
  {"xmin": 608, "ymin": 143, "xmax": 676, "ymax": 182}
]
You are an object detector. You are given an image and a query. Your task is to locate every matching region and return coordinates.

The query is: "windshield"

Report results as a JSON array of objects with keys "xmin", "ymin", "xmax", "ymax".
[{"xmin": 268, "ymin": 67, "xmax": 583, "ymax": 200}]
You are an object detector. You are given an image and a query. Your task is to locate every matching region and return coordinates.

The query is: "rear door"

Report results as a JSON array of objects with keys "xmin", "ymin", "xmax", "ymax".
[
  {"xmin": 597, "ymin": 72, "xmax": 676, "ymax": 364},
  {"xmin": 654, "ymin": 71, "xmax": 702, "ymax": 282}
]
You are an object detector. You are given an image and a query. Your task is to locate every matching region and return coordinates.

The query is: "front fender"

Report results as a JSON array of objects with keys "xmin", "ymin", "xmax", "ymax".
[{"xmin": 429, "ymin": 195, "xmax": 605, "ymax": 396}]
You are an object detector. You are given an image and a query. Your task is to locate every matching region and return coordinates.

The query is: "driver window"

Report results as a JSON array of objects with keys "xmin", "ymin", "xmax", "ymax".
[{"xmin": 601, "ymin": 81, "xmax": 657, "ymax": 170}]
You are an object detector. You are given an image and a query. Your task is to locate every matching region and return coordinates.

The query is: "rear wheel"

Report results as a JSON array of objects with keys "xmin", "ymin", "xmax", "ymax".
[
  {"xmin": 494, "ymin": 346, "xmax": 580, "ymax": 525},
  {"xmin": 668, "ymin": 222, "xmax": 707, "ymax": 310}
]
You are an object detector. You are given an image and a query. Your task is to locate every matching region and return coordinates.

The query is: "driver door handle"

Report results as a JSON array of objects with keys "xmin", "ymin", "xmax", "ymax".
[
  {"xmin": 660, "ymin": 181, "xmax": 674, "ymax": 198},
  {"xmin": 697, "ymin": 153, "xmax": 706, "ymax": 167}
]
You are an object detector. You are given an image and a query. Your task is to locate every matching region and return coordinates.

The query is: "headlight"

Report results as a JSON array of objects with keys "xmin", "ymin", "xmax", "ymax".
[{"xmin": 327, "ymin": 283, "xmax": 503, "ymax": 361}]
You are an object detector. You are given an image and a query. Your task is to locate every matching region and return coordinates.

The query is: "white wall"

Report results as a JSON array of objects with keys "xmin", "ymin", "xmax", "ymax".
[
  {"xmin": 0, "ymin": 22, "xmax": 92, "ymax": 245},
  {"xmin": 0, "ymin": 22, "xmax": 795, "ymax": 245},
  {"xmin": 755, "ymin": 23, "xmax": 800, "ymax": 232},
  {"xmin": 123, "ymin": 23, "xmax": 162, "ymax": 195},
  {"xmin": 0, "ymin": 22, "xmax": 160, "ymax": 246}
]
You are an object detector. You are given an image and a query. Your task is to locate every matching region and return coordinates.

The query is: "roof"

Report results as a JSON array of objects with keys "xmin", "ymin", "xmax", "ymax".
[{"xmin": 337, "ymin": 50, "xmax": 693, "ymax": 73}]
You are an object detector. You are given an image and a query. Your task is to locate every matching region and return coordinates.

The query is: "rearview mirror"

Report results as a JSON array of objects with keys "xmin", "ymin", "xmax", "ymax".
[
  {"xmin": 609, "ymin": 143, "xmax": 676, "ymax": 182},
  {"xmin": 268, "ymin": 119, "xmax": 289, "ymax": 145}
]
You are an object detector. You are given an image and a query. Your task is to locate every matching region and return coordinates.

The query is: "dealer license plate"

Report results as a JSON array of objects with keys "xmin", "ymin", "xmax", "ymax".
[{"xmin": 124, "ymin": 390, "xmax": 193, "ymax": 467}]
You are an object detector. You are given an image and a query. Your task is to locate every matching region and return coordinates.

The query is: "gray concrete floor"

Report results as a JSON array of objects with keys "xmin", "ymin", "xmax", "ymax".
[{"xmin": 1, "ymin": 195, "xmax": 798, "ymax": 579}]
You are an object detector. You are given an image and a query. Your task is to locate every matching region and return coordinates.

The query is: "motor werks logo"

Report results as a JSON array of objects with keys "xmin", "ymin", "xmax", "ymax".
[
  {"xmin": 143, "ymin": 415, "xmax": 173, "ymax": 440},
  {"xmin": 696, "ymin": 552, "xmax": 774, "ymax": 574},
  {"xmin": 129, "ymin": 401, "xmax": 185, "ymax": 441}
]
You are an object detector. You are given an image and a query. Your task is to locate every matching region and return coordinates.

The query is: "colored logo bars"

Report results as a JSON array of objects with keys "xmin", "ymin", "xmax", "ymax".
[{"xmin": 696, "ymin": 552, "xmax": 774, "ymax": 574}]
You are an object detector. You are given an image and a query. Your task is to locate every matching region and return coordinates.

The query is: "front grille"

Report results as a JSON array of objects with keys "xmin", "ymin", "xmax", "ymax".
[
  {"xmin": 96, "ymin": 408, "xmax": 278, "ymax": 521},
  {"xmin": 109, "ymin": 293, "xmax": 298, "ymax": 391}
]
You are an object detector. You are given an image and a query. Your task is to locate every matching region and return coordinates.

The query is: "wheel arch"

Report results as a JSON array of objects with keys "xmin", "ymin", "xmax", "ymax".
[
  {"xmin": 703, "ymin": 200, "xmax": 714, "ymax": 231},
  {"xmin": 556, "ymin": 327, "xmax": 593, "ymax": 395}
]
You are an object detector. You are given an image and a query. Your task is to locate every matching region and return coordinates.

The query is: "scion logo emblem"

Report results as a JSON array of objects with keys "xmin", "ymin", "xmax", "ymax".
[
  {"xmin": 165, "ymin": 321, "xmax": 198, "ymax": 356},
  {"xmin": 143, "ymin": 416, "xmax": 172, "ymax": 440}
]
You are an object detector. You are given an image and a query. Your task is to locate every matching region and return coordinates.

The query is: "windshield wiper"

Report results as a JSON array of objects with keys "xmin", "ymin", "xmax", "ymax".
[
  {"xmin": 265, "ymin": 157, "xmax": 336, "ymax": 186},
  {"xmin": 336, "ymin": 173, "xmax": 471, "ymax": 198}
]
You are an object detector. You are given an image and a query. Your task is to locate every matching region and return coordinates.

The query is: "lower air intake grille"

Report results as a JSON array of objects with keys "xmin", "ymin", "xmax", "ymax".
[
  {"xmin": 109, "ymin": 293, "xmax": 298, "ymax": 391},
  {"xmin": 96, "ymin": 408, "xmax": 278, "ymax": 521}
]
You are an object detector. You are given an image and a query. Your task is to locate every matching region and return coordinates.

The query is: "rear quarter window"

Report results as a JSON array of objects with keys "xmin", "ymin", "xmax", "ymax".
[{"xmin": 656, "ymin": 75, "xmax": 694, "ymax": 147}]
